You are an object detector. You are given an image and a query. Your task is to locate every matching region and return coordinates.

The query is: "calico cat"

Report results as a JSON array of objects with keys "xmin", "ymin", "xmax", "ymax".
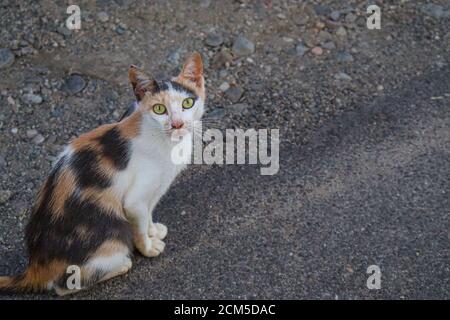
[{"xmin": 0, "ymin": 52, "xmax": 205, "ymax": 295}]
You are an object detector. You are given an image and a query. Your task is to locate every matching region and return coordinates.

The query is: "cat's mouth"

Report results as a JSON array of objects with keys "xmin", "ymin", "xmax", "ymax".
[{"xmin": 168, "ymin": 128, "xmax": 191, "ymax": 139}]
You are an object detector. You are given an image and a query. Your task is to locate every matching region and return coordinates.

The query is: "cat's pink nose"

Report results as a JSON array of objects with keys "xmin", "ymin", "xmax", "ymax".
[{"xmin": 171, "ymin": 120, "xmax": 184, "ymax": 129}]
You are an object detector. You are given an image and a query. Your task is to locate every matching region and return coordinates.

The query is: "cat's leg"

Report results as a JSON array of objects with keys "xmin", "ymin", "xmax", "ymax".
[
  {"xmin": 53, "ymin": 241, "xmax": 132, "ymax": 296},
  {"xmin": 146, "ymin": 190, "xmax": 168, "ymax": 240},
  {"xmin": 124, "ymin": 185, "xmax": 165, "ymax": 257}
]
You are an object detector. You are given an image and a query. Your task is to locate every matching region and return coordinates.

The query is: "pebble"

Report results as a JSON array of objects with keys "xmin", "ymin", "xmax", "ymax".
[
  {"xmin": 225, "ymin": 86, "xmax": 244, "ymax": 103},
  {"xmin": 345, "ymin": 13, "xmax": 357, "ymax": 24},
  {"xmin": 167, "ymin": 49, "xmax": 181, "ymax": 64},
  {"xmin": 0, "ymin": 155, "xmax": 6, "ymax": 169},
  {"xmin": 295, "ymin": 43, "xmax": 309, "ymax": 57},
  {"xmin": 0, "ymin": 190, "xmax": 12, "ymax": 204},
  {"xmin": 207, "ymin": 108, "xmax": 225, "ymax": 119},
  {"xmin": 199, "ymin": 0, "xmax": 210, "ymax": 8},
  {"xmin": 315, "ymin": 21, "xmax": 325, "ymax": 30},
  {"xmin": 322, "ymin": 41, "xmax": 336, "ymax": 50},
  {"xmin": 63, "ymin": 74, "xmax": 86, "ymax": 95},
  {"xmin": 219, "ymin": 82, "xmax": 230, "ymax": 92},
  {"xmin": 336, "ymin": 51, "xmax": 354, "ymax": 62},
  {"xmin": 227, "ymin": 103, "xmax": 249, "ymax": 114},
  {"xmin": 26, "ymin": 129, "xmax": 38, "ymax": 139},
  {"xmin": 311, "ymin": 47, "xmax": 323, "ymax": 55},
  {"xmin": 22, "ymin": 93, "xmax": 43, "ymax": 105},
  {"xmin": 232, "ymin": 35, "xmax": 255, "ymax": 57},
  {"xmin": 420, "ymin": 4, "xmax": 448, "ymax": 18},
  {"xmin": 98, "ymin": 11, "xmax": 109, "ymax": 22},
  {"xmin": 56, "ymin": 25, "xmax": 71, "ymax": 37},
  {"xmin": 0, "ymin": 48, "xmax": 15, "ymax": 69},
  {"xmin": 11, "ymin": 128, "xmax": 18, "ymax": 134},
  {"xmin": 211, "ymin": 49, "xmax": 233, "ymax": 69},
  {"xmin": 314, "ymin": 4, "xmax": 331, "ymax": 16},
  {"xmin": 116, "ymin": 25, "xmax": 126, "ymax": 35},
  {"xmin": 32, "ymin": 134, "xmax": 45, "ymax": 144},
  {"xmin": 335, "ymin": 26, "xmax": 347, "ymax": 37},
  {"xmin": 330, "ymin": 10, "xmax": 341, "ymax": 21},
  {"xmin": 334, "ymin": 72, "xmax": 352, "ymax": 81},
  {"xmin": 205, "ymin": 33, "xmax": 224, "ymax": 47}
]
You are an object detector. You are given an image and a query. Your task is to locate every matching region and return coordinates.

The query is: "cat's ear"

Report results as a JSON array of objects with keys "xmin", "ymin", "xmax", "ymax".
[
  {"xmin": 178, "ymin": 52, "xmax": 204, "ymax": 89},
  {"xmin": 128, "ymin": 65, "xmax": 159, "ymax": 101}
]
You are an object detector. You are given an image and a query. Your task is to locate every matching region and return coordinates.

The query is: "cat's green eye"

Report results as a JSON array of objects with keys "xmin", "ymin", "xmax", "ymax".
[
  {"xmin": 152, "ymin": 104, "xmax": 166, "ymax": 115},
  {"xmin": 182, "ymin": 97, "xmax": 195, "ymax": 109}
]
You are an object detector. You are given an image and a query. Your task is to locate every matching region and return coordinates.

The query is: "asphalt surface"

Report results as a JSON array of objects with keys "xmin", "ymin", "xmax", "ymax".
[
  {"xmin": 1, "ymin": 0, "xmax": 449, "ymax": 300},
  {"xmin": 3, "ymin": 64, "xmax": 448, "ymax": 300}
]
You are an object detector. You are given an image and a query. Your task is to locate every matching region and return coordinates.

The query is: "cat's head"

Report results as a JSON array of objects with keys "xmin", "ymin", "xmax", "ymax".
[{"xmin": 128, "ymin": 52, "xmax": 205, "ymax": 137}]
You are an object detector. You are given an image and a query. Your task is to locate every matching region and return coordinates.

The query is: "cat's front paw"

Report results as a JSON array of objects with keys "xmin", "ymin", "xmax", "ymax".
[
  {"xmin": 148, "ymin": 223, "xmax": 168, "ymax": 240},
  {"xmin": 136, "ymin": 236, "xmax": 165, "ymax": 258}
]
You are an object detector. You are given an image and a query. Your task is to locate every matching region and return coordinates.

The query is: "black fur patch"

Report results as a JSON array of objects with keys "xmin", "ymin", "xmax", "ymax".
[
  {"xmin": 153, "ymin": 80, "xmax": 198, "ymax": 98},
  {"xmin": 69, "ymin": 149, "xmax": 111, "ymax": 189},
  {"xmin": 27, "ymin": 193, "xmax": 133, "ymax": 266},
  {"xmin": 97, "ymin": 127, "xmax": 131, "ymax": 170},
  {"xmin": 169, "ymin": 80, "xmax": 198, "ymax": 98}
]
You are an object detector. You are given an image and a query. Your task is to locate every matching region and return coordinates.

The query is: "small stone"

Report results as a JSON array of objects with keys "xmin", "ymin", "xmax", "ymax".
[
  {"xmin": 207, "ymin": 108, "xmax": 225, "ymax": 119},
  {"xmin": 295, "ymin": 43, "xmax": 309, "ymax": 57},
  {"xmin": 227, "ymin": 103, "xmax": 249, "ymax": 114},
  {"xmin": 0, "ymin": 190, "xmax": 12, "ymax": 204},
  {"xmin": 167, "ymin": 49, "xmax": 181, "ymax": 64},
  {"xmin": 322, "ymin": 41, "xmax": 336, "ymax": 50},
  {"xmin": 330, "ymin": 10, "xmax": 341, "ymax": 21},
  {"xmin": 377, "ymin": 85, "xmax": 384, "ymax": 91},
  {"xmin": 56, "ymin": 25, "xmax": 71, "ymax": 37},
  {"xmin": 218, "ymin": 69, "xmax": 228, "ymax": 78},
  {"xmin": 11, "ymin": 128, "xmax": 18, "ymax": 134},
  {"xmin": 26, "ymin": 129, "xmax": 38, "ymax": 139},
  {"xmin": 420, "ymin": 4, "xmax": 448, "ymax": 18},
  {"xmin": 32, "ymin": 134, "xmax": 45, "ymax": 144},
  {"xmin": 0, "ymin": 48, "xmax": 15, "ymax": 69},
  {"xmin": 315, "ymin": 21, "xmax": 325, "ymax": 30},
  {"xmin": 336, "ymin": 51, "xmax": 354, "ymax": 62},
  {"xmin": 225, "ymin": 86, "xmax": 244, "ymax": 103},
  {"xmin": 314, "ymin": 4, "xmax": 331, "ymax": 16},
  {"xmin": 345, "ymin": 13, "xmax": 357, "ymax": 24},
  {"xmin": 0, "ymin": 155, "xmax": 6, "ymax": 169},
  {"xmin": 232, "ymin": 35, "xmax": 255, "ymax": 57},
  {"xmin": 311, "ymin": 46, "xmax": 323, "ymax": 55},
  {"xmin": 116, "ymin": 25, "xmax": 125, "ymax": 35},
  {"xmin": 277, "ymin": 13, "xmax": 287, "ymax": 20},
  {"xmin": 7, "ymin": 96, "xmax": 15, "ymax": 105},
  {"xmin": 63, "ymin": 74, "xmax": 86, "ymax": 95},
  {"xmin": 334, "ymin": 72, "xmax": 352, "ymax": 81},
  {"xmin": 22, "ymin": 93, "xmax": 43, "ymax": 105},
  {"xmin": 211, "ymin": 49, "xmax": 233, "ymax": 69},
  {"xmin": 205, "ymin": 33, "xmax": 223, "ymax": 47},
  {"xmin": 219, "ymin": 82, "xmax": 230, "ymax": 92},
  {"xmin": 199, "ymin": 0, "xmax": 210, "ymax": 8},
  {"xmin": 98, "ymin": 11, "xmax": 109, "ymax": 22},
  {"xmin": 335, "ymin": 26, "xmax": 347, "ymax": 37}
]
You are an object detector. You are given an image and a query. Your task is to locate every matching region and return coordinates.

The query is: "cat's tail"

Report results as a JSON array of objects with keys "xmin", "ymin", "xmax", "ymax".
[{"xmin": 0, "ymin": 263, "xmax": 64, "ymax": 294}]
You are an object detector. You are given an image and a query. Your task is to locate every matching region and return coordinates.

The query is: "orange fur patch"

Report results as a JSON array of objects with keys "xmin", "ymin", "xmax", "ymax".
[{"xmin": 49, "ymin": 169, "xmax": 77, "ymax": 218}]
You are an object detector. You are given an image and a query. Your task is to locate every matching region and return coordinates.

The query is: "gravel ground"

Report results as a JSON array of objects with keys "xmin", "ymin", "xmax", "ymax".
[{"xmin": 0, "ymin": 0, "xmax": 449, "ymax": 299}]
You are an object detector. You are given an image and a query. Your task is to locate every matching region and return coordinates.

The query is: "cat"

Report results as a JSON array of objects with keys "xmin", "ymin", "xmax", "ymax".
[{"xmin": 0, "ymin": 52, "xmax": 205, "ymax": 296}]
